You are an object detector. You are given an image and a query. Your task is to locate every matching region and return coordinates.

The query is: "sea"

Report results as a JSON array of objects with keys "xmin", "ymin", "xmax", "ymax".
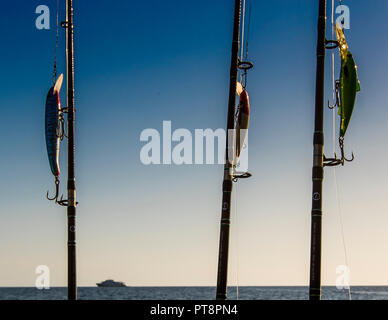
[{"xmin": 0, "ymin": 286, "xmax": 388, "ymax": 300}]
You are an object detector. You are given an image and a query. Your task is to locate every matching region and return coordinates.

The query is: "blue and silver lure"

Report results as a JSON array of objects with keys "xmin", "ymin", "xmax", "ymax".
[{"xmin": 45, "ymin": 74, "xmax": 64, "ymax": 201}]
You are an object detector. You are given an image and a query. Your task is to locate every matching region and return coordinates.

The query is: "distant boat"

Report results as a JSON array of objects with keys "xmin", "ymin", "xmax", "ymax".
[{"xmin": 96, "ymin": 279, "xmax": 126, "ymax": 287}]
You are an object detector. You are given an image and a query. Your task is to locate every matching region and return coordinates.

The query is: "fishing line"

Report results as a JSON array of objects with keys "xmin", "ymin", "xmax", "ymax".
[
  {"xmin": 240, "ymin": 0, "xmax": 245, "ymax": 62},
  {"xmin": 331, "ymin": 0, "xmax": 351, "ymax": 300},
  {"xmin": 331, "ymin": 0, "xmax": 336, "ymax": 153},
  {"xmin": 239, "ymin": 0, "xmax": 246, "ymax": 85},
  {"xmin": 233, "ymin": 0, "xmax": 248, "ymax": 297},
  {"xmin": 333, "ymin": 169, "xmax": 352, "ymax": 300},
  {"xmin": 234, "ymin": 180, "xmax": 240, "ymax": 300},
  {"xmin": 238, "ymin": 0, "xmax": 252, "ymax": 88},
  {"xmin": 244, "ymin": 0, "xmax": 252, "ymax": 63},
  {"xmin": 52, "ymin": 0, "xmax": 59, "ymax": 84}
]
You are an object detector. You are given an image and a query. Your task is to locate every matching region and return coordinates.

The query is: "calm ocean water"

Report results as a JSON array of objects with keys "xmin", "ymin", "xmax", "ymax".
[{"xmin": 0, "ymin": 286, "xmax": 388, "ymax": 300}]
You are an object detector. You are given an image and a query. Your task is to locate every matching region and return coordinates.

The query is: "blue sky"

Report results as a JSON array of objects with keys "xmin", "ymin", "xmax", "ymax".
[{"xmin": 0, "ymin": 0, "xmax": 388, "ymax": 287}]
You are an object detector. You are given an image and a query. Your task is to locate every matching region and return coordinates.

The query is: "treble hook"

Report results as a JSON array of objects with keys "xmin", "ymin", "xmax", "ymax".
[
  {"xmin": 323, "ymin": 136, "xmax": 354, "ymax": 167},
  {"xmin": 59, "ymin": 114, "xmax": 67, "ymax": 140},
  {"xmin": 46, "ymin": 177, "xmax": 68, "ymax": 206},
  {"xmin": 328, "ymin": 80, "xmax": 340, "ymax": 109},
  {"xmin": 47, "ymin": 177, "xmax": 60, "ymax": 201},
  {"xmin": 55, "ymin": 111, "xmax": 68, "ymax": 141},
  {"xmin": 339, "ymin": 136, "xmax": 354, "ymax": 163}
]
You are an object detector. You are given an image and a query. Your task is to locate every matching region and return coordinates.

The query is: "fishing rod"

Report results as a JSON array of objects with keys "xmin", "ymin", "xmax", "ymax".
[
  {"xmin": 309, "ymin": 0, "xmax": 326, "ymax": 300},
  {"xmin": 44, "ymin": 0, "xmax": 77, "ymax": 300},
  {"xmin": 309, "ymin": 0, "xmax": 359, "ymax": 300},
  {"xmin": 215, "ymin": 0, "xmax": 241, "ymax": 301},
  {"xmin": 216, "ymin": 0, "xmax": 253, "ymax": 300},
  {"xmin": 65, "ymin": 0, "xmax": 77, "ymax": 301}
]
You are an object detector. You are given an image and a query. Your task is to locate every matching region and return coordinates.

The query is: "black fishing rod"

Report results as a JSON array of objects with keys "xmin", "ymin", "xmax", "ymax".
[
  {"xmin": 65, "ymin": 0, "xmax": 77, "ymax": 300},
  {"xmin": 216, "ymin": 0, "xmax": 241, "ymax": 300},
  {"xmin": 309, "ymin": 0, "xmax": 326, "ymax": 300}
]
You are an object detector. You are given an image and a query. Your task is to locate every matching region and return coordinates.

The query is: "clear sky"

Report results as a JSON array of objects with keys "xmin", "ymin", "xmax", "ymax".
[{"xmin": 0, "ymin": 0, "xmax": 387, "ymax": 287}]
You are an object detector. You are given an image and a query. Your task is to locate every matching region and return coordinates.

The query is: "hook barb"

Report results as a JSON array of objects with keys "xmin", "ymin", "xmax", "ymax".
[{"xmin": 328, "ymin": 80, "xmax": 340, "ymax": 110}]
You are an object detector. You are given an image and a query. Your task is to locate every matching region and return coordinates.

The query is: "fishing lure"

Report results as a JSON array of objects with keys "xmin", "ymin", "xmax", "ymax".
[
  {"xmin": 335, "ymin": 23, "xmax": 360, "ymax": 138},
  {"xmin": 235, "ymin": 89, "xmax": 250, "ymax": 160},
  {"xmin": 45, "ymin": 74, "xmax": 64, "ymax": 201},
  {"xmin": 325, "ymin": 24, "xmax": 360, "ymax": 167},
  {"xmin": 232, "ymin": 87, "xmax": 251, "ymax": 180}
]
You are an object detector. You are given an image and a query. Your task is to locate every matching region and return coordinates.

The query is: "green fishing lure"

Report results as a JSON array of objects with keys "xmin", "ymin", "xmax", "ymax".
[{"xmin": 336, "ymin": 23, "xmax": 360, "ymax": 137}]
